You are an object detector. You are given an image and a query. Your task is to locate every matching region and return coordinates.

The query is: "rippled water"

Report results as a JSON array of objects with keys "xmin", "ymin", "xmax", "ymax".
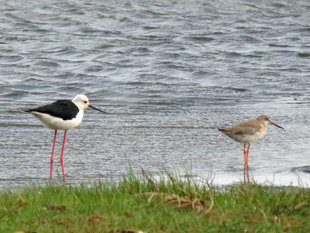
[{"xmin": 1, "ymin": 0, "xmax": 310, "ymax": 189}]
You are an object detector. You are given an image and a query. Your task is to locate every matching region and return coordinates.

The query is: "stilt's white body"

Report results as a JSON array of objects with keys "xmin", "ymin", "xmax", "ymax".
[
  {"xmin": 30, "ymin": 110, "xmax": 84, "ymax": 130},
  {"xmin": 28, "ymin": 95, "xmax": 89, "ymax": 130}
]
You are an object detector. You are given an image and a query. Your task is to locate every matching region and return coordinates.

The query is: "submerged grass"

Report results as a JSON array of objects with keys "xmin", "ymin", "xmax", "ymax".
[{"xmin": 0, "ymin": 170, "xmax": 309, "ymax": 233}]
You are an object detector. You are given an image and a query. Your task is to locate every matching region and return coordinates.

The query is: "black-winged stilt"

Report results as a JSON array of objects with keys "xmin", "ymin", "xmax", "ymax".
[{"xmin": 26, "ymin": 94, "xmax": 105, "ymax": 180}]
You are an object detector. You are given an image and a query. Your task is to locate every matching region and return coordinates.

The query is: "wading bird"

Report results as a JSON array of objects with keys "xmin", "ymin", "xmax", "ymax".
[
  {"xmin": 219, "ymin": 115, "xmax": 283, "ymax": 165},
  {"xmin": 26, "ymin": 94, "xmax": 105, "ymax": 179}
]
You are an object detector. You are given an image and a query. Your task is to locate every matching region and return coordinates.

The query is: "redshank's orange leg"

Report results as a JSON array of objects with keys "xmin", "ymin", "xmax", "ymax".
[
  {"xmin": 244, "ymin": 163, "xmax": 250, "ymax": 183},
  {"xmin": 246, "ymin": 143, "xmax": 251, "ymax": 164},
  {"xmin": 50, "ymin": 130, "xmax": 57, "ymax": 180},
  {"xmin": 60, "ymin": 130, "xmax": 67, "ymax": 180},
  {"xmin": 243, "ymin": 143, "xmax": 248, "ymax": 164}
]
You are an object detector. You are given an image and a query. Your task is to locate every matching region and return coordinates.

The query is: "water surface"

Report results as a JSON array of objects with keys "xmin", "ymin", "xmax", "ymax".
[{"xmin": 1, "ymin": 0, "xmax": 310, "ymax": 189}]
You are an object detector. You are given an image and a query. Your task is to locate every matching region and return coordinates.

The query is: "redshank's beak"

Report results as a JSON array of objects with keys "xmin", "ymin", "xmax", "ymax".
[
  {"xmin": 269, "ymin": 121, "xmax": 284, "ymax": 129},
  {"xmin": 89, "ymin": 105, "xmax": 106, "ymax": 113}
]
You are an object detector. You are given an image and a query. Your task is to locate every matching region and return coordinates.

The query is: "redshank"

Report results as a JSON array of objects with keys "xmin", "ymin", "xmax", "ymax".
[
  {"xmin": 218, "ymin": 115, "xmax": 283, "ymax": 164},
  {"xmin": 26, "ymin": 94, "xmax": 105, "ymax": 180}
]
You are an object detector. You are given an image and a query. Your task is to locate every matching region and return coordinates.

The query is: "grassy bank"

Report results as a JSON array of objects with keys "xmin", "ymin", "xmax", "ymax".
[{"xmin": 0, "ymin": 171, "xmax": 309, "ymax": 233}]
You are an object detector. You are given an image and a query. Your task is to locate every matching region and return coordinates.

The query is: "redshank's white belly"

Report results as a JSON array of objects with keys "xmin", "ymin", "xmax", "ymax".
[{"xmin": 230, "ymin": 127, "xmax": 267, "ymax": 144}]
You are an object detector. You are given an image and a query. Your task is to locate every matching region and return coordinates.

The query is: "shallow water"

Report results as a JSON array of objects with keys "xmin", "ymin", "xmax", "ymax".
[{"xmin": 1, "ymin": 0, "xmax": 310, "ymax": 189}]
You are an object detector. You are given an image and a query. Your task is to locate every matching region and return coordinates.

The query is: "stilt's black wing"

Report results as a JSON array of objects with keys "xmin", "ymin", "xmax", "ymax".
[{"xmin": 26, "ymin": 100, "xmax": 79, "ymax": 120}]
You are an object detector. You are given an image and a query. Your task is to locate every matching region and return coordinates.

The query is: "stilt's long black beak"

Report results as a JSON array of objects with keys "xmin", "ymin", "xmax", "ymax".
[{"xmin": 89, "ymin": 105, "xmax": 106, "ymax": 113}]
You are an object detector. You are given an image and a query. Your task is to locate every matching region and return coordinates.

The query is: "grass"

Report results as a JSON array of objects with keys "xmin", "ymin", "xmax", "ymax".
[{"xmin": 0, "ymin": 170, "xmax": 309, "ymax": 233}]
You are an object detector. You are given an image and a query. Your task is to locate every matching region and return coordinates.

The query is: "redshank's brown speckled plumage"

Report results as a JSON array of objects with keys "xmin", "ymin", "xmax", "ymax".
[{"xmin": 219, "ymin": 115, "xmax": 284, "ymax": 164}]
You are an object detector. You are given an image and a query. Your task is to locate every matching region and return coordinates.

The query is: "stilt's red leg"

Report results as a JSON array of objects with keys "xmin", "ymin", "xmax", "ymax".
[
  {"xmin": 243, "ymin": 143, "xmax": 248, "ymax": 164},
  {"xmin": 60, "ymin": 130, "xmax": 67, "ymax": 180},
  {"xmin": 50, "ymin": 130, "xmax": 57, "ymax": 180}
]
